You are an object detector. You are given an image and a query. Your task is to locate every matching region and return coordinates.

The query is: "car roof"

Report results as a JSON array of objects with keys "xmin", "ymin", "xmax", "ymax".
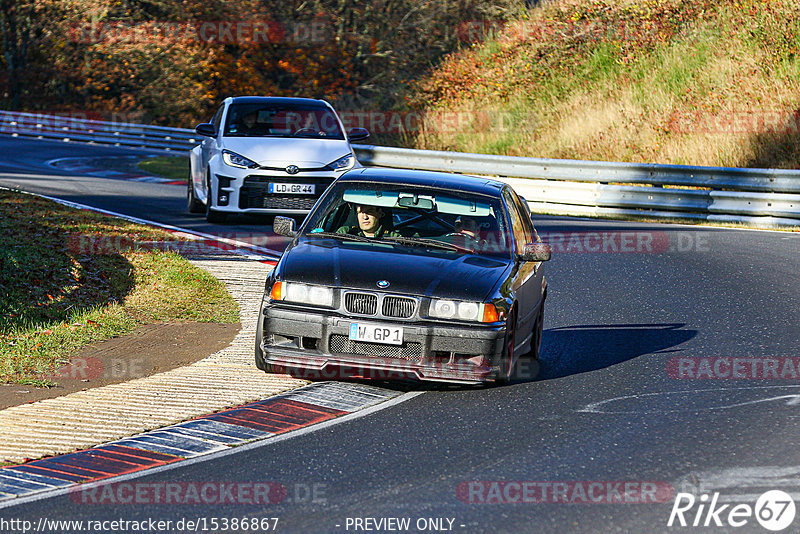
[
  {"xmin": 228, "ymin": 96, "xmax": 331, "ymax": 108},
  {"xmin": 339, "ymin": 167, "xmax": 508, "ymax": 196}
]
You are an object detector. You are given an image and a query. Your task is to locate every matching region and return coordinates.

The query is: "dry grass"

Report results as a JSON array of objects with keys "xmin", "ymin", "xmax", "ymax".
[{"xmin": 408, "ymin": 0, "xmax": 800, "ymax": 169}]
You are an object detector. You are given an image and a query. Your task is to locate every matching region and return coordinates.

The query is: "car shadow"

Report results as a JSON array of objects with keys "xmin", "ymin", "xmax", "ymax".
[{"xmin": 534, "ymin": 322, "xmax": 697, "ymax": 381}]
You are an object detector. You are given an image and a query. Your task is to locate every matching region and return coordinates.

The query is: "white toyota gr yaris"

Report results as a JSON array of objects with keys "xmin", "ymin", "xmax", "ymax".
[{"xmin": 188, "ymin": 96, "xmax": 369, "ymax": 223}]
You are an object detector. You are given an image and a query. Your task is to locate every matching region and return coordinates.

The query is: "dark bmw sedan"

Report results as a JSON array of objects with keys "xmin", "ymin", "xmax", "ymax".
[{"xmin": 255, "ymin": 167, "xmax": 551, "ymax": 384}]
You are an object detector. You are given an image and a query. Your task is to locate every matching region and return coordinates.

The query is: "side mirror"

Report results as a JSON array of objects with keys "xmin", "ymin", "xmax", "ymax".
[
  {"xmin": 273, "ymin": 216, "xmax": 297, "ymax": 238},
  {"xmin": 348, "ymin": 127, "xmax": 370, "ymax": 141},
  {"xmin": 520, "ymin": 242, "xmax": 551, "ymax": 262},
  {"xmin": 195, "ymin": 123, "xmax": 216, "ymax": 137}
]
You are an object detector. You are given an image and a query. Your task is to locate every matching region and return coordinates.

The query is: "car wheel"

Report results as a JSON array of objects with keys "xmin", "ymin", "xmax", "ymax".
[
  {"xmin": 254, "ymin": 307, "xmax": 285, "ymax": 374},
  {"xmin": 496, "ymin": 308, "xmax": 516, "ymax": 385},
  {"xmin": 531, "ymin": 308, "xmax": 543, "ymax": 360},
  {"xmin": 255, "ymin": 307, "xmax": 268, "ymax": 371},
  {"xmin": 516, "ymin": 308, "xmax": 543, "ymax": 382},
  {"xmin": 205, "ymin": 170, "xmax": 227, "ymax": 224},
  {"xmin": 187, "ymin": 173, "xmax": 204, "ymax": 213},
  {"xmin": 522, "ymin": 307, "xmax": 544, "ymax": 361}
]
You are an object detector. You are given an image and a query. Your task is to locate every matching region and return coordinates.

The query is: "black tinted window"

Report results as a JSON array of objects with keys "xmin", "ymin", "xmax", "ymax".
[{"xmin": 223, "ymin": 103, "xmax": 344, "ymax": 139}]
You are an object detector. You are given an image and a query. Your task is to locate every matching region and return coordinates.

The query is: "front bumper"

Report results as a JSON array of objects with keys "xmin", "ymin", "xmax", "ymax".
[
  {"xmin": 209, "ymin": 166, "xmax": 340, "ymax": 214},
  {"xmin": 260, "ymin": 305, "xmax": 506, "ymax": 384}
]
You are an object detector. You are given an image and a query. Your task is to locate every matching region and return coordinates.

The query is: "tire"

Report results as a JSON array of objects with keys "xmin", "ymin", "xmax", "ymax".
[
  {"xmin": 531, "ymin": 308, "xmax": 543, "ymax": 361},
  {"xmin": 496, "ymin": 308, "xmax": 516, "ymax": 385},
  {"xmin": 255, "ymin": 307, "xmax": 284, "ymax": 373},
  {"xmin": 523, "ymin": 308, "xmax": 544, "ymax": 361},
  {"xmin": 255, "ymin": 307, "xmax": 268, "ymax": 371},
  {"xmin": 517, "ymin": 308, "xmax": 543, "ymax": 382},
  {"xmin": 187, "ymin": 174, "xmax": 204, "ymax": 213},
  {"xmin": 205, "ymin": 170, "xmax": 227, "ymax": 224}
]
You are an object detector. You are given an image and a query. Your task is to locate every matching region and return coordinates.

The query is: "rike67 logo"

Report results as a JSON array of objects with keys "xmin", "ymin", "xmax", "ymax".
[{"xmin": 668, "ymin": 490, "xmax": 796, "ymax": 531}]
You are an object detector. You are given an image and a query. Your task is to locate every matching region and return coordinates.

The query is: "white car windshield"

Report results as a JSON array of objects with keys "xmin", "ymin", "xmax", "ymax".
[{"xmin": 224, "ymin": 103, "xmax": 345, "ymax": 140}]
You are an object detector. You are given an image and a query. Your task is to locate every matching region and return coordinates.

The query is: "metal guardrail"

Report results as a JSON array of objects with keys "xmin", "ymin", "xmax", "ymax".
[
  {"xmin": 354, "ymin": 145, "xmax": 800, "ymax": 227},
  {"xmin": 0, "ymin": 110, "xmax": 198, "ymax": 152},
  {"xmin": 2, "ymin": 110, "xmax": 799, "ymax": 227}
]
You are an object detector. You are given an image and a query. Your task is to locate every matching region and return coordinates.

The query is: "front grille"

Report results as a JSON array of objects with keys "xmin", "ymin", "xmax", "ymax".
[
  {"xmin": 238, "ymin": 175, "xmax": 332, "ymax": 210},
  {"xmin": 345, "ymin": 292, "xmax": 378, "ymax": 315},
  {"xmin": 329, "ymin": 334, "xmax": 422, "ymax": 362},
  {"xmin": 382, "ymin": 296, "xmax": 416, "ymax": 318},
  {"xmin": 241, "ymin": 194, "xmax": 318, "ymax": 210}
]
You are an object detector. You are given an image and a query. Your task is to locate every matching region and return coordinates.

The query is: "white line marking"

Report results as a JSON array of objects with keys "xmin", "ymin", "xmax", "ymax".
[{"xmin": 579, "ymin": 385, "xmax": 800, "ymax": 414}]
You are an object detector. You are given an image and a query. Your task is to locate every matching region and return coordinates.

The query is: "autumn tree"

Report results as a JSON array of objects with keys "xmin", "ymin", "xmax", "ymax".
[{"xmin": 0, "ymin": 0, "xmax": 521, "ymax": 126}]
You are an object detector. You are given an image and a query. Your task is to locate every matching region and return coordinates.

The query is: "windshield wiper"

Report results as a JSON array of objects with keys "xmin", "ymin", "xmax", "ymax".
[
  {"xmin": 303, "ymin": 231, "xmax": 379, "ymax": 243},
  {"xmin": 380, "ymin": 236, "xmax": 475, "ymax": 254},
  {"xmin": 225, "ymin": 133, "xmax": 283, "ymax": 138},
  {"xmin": 304, "ymin": 232, "xmax": 476, "ymax": 253}
]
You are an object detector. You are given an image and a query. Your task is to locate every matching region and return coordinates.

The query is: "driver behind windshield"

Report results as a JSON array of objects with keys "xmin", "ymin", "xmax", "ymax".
[
  {"xmin": 240, "ymin": 111, "xmax": 259, "ymax": 134},
  {"xmin": 336, "ymin": 204, "xmax": 401, "ymax": 238},
  {"xmin": 454, "ymin": 215, "xmax": 479, "ymax": 238}
]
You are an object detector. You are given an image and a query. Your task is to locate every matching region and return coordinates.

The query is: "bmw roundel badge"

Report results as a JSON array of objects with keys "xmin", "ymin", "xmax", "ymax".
[{"xmin": 376, "ymin": 280, "xmax": 390, "ymax": 289}]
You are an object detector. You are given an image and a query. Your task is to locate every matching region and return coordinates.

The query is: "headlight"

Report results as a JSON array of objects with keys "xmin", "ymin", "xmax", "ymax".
[
  {"xmin": 328, "ymin": 154, "xmax": 354, "ymax": 171},
  {"xmin": 270, "ymin": 281, "xmax": 333, "ymax": 308},
  {"xmin": 222, "ymin": 150, "xmax": 258, "ymax": 169},
  {"xmin": 429, "ymin": 299, "xmax": 500, "ymax": 323}
]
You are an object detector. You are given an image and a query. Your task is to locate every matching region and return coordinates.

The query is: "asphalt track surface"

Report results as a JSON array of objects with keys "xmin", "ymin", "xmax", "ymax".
[{"xmin": 2, "ymin": 137, "xmax": 800, "ymax": 533}]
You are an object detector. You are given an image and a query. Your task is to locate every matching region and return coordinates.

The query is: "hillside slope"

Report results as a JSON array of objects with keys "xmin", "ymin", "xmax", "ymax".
[{"xmin": 407, "ymin": 0, "xmax": 800, "ymax": 168}]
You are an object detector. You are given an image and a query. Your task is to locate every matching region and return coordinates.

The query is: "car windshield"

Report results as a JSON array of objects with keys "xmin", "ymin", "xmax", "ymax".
[
  {"xmin": 223, "ymin": 103, "xmax": 345, "ymax": 139},
  {"xmin": 301, "ymin": 182, "xmax": 513, "ymax": 258}
]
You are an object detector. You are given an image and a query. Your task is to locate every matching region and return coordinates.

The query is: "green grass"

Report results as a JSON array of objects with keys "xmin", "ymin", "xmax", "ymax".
[
  {"xmin": 582, "ymin": 41, "xmax": 624, "ymax": 84},
  {"xmin": 0, "ymin": 190, "xmax": 239, "ymax": 385},
  {"xmin": 124, "ymin": 251, "xmax": 240, "ymax": 324},
  {"xmin": 137, "ymin": 156, "xmax": 190, "ymax": 182}
]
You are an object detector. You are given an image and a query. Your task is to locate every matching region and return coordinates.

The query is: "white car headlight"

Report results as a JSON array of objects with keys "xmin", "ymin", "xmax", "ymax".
[
  {"xmin": 222, "ymin": 150, "xmax": 258, "ymax": 169},
  {"xmin": 271, "ymin": 281, "xmax": 333, "ymax": 308},
  {"xmin": 431, "ymin": 299, "xmax": 457, "ymax": 319},
  {"xmin": 429, "ymin": 299, "xmax": 499, "ymax": 323},
  {"xmin": 328, "ymin": 154, "xmax": 354, "ymax": 171},
  {"xmin": 456, "ymin": 301, "xmax": 480, "ymax": 320}
]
